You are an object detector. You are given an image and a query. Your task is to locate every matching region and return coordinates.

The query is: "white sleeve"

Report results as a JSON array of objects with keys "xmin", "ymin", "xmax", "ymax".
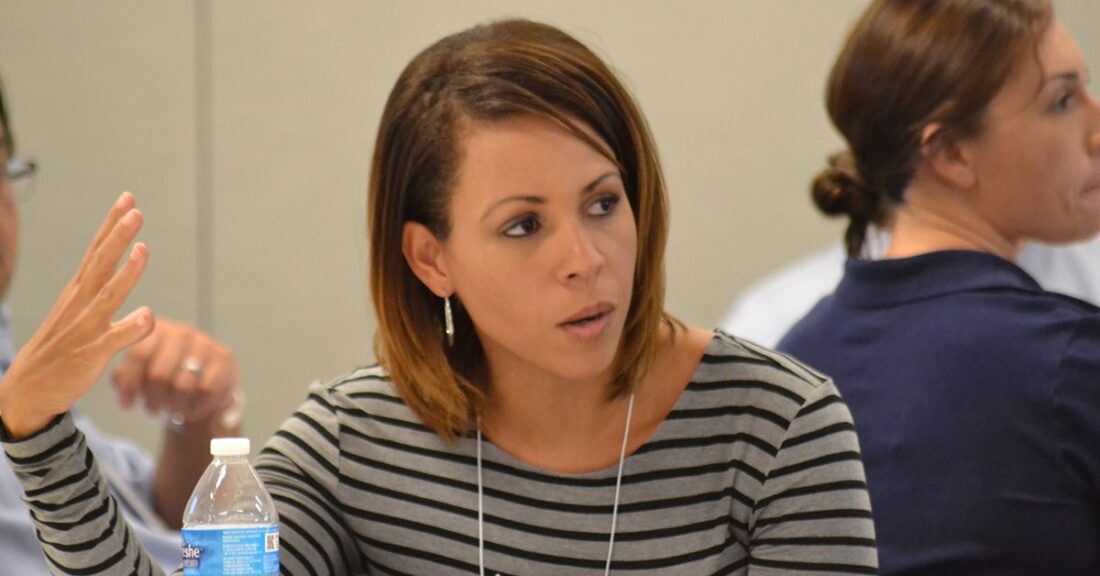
[{"xmin": 720, "ymin": 245, "xmax": 847, "ymax": 347}]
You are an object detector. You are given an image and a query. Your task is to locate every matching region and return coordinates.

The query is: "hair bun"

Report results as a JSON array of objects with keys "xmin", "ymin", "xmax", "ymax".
[
  {"xmin": 811, "ymin": 151, "xmax": 886, "ymax": 257},
  {"xmin": 809, "ymin": 151, "xmax": 866, "ymax": 217}
]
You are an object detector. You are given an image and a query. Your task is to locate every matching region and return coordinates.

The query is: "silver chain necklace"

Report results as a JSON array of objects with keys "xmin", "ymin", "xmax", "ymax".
[{"xmin": 476, "ymin": 392, "xmax": 636, "ymax": 576}]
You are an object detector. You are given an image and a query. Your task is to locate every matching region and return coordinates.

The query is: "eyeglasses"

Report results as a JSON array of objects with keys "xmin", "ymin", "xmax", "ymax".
[{"xmin": 2, "ymin": 157, "xmax": 37, "ymax": 203}]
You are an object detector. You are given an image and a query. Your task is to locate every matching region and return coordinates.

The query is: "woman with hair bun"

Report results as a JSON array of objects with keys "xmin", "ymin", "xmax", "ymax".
[{"xmin": 780, "ymin": 0, "xmax": 1100, "ymax": 574}]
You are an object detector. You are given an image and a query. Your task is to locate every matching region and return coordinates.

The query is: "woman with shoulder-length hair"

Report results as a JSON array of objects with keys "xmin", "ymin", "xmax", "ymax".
[
  {"xmin": 0, "ymin": 18, "xmax": 877, "ymax": 576},
  {"xmin": 779, "ymin": 0, "xmax": 1100, "ymax": 574}
]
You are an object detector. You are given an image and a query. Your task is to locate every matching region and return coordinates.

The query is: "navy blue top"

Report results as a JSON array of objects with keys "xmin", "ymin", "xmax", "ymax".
[{"xmin": 778, "ymin": 250, "xmax": 1100, "ymax": 576}]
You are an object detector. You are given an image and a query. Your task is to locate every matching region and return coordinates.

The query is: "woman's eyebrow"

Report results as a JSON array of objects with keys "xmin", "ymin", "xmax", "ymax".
[{"xmin": 480, "ymin": 171, "xmax": 622, "ymax": 223}]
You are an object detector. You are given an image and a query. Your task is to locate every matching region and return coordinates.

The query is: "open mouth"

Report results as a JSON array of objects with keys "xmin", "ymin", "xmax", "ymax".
[
  {"xmin": 558, "ymin": 304, "xmax": 614, "ymax": 341},
  {"xmin": 563, "ymin": 311, "xmax": 607, "ymax": 327}
]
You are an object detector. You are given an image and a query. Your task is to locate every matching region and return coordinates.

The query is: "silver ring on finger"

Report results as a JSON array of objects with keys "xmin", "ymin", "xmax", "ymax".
[{"xmin": 180, "ymin": 357, "xmax": 204, "ymax": 377}]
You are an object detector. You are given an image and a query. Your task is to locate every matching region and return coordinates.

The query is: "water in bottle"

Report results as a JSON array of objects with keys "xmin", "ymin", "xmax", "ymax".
[{"xmin": 181, "ymin": 438, "xmax": 280, "ymax": 575}]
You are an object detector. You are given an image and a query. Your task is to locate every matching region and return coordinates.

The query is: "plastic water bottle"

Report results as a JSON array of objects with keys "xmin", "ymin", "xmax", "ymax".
[{"xmin": 181, "ymin": 438, "xmax": 280, "ymax": 575}]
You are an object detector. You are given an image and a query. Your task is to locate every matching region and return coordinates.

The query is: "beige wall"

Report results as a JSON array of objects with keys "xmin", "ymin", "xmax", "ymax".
[{"xmin": 0, "ymin": 0, "xmax": 1097, "ymax": 453}]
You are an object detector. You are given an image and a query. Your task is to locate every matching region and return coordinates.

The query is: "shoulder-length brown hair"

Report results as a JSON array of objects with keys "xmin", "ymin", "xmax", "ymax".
[
  {"xmin": 812, "ymin": 0, "xmax": 1052, "ymax": 256},
  {"xmin": 368, "ymin": 19, "xmax": 671, "ymax": 442}
]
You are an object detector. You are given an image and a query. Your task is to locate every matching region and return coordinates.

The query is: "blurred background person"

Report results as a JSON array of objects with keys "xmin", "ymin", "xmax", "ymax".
[
  {"xmin": 778, "ymin": 1, "xmax": 1100, "ymax": 574},
  {"xmin": 0, "ymin": 76, "xmax": 242, "ymax": 574}
]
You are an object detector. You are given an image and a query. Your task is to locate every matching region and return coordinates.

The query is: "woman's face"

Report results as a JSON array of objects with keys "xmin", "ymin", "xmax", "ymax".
[
  {"xmin": 441, "ymin": 114, "xmax": 637, "ymax": 385},
  {"xmin": 967, "ymin": 20, "xmax": 1100, "ymax": 245}
]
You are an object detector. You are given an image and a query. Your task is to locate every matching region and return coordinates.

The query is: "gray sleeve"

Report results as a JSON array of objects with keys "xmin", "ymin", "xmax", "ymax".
[
  {"xmin": 74, "ymin": 411, "xmax": 157, "ymax": 511},
  {"xmin": 1, "ymin": 413, "xmax": 170, "ymax": 576},
  {"xmin": 72, "ymin": 412, "xmax": 184, "ymax": 572},
  {"xmin": 748, "ymin": 382, "xmax": 879, "ymax": 575}
]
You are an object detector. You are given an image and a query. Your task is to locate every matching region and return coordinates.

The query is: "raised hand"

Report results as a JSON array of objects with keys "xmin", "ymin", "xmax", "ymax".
[
  {"xmin": 0, "ymin": 192, "xmax": 155, "ymax": 438},
  {"xmin": 112, "ymin": 318, "xmax": 239, "ymax": 426}
]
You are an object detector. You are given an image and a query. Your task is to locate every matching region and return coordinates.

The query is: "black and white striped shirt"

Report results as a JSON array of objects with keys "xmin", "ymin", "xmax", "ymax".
[{"xmin": 3, "ymin": 331, "xmax": 877, "ymax": 575}]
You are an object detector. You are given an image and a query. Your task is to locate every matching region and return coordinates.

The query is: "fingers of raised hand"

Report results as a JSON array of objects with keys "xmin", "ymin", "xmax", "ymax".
[
  {"xmin": 71, "ymin": 241, "xmax": 148, "ymax": 345},
  {"xmin": 59, "ymin": 220, "xmax": 146, "ymax": 349},
  {"xmin": 78, "ymin": 210, "xmax": 145, "ymax": 307},
  {"xmin": 74, "ymin": 192, "xmax": 136, "ymax": 285},
  {"xmin": 38, "ymin": 195, "xmax": 142, "ymax": 341}
]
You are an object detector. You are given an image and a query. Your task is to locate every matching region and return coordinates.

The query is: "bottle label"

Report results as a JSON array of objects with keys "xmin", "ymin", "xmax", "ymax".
[{"xmin": 182, "ymin": 525, "xmax": 279, "ymax": 575}]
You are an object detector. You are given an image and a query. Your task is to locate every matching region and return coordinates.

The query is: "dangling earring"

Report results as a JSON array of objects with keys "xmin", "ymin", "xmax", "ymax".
[{"xmin": 444, "ymin": 295, "xmax": 455, "ymax": 347}]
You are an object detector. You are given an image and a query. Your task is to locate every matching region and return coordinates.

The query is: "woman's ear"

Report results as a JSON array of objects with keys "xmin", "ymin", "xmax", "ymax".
[
  {"xmin": 402, "ymin": 222, "xmax": 452, "ymax": 297},
  {"xmin": 920, "ymin": 122, "xmax": 978, "ymax": 189}
]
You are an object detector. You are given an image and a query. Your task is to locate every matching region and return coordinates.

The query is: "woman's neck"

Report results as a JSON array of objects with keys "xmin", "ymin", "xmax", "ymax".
[
  {"xmin": 479, "ymin": 358, "xmax": 635, "ymax": 473},
  {"xmin": 886, "ymin": 183, "xmax": 1023, "ymax": 261},
  {"xmin": 478, "ymin": 324, "xmax": 711, "ymax": 473}
]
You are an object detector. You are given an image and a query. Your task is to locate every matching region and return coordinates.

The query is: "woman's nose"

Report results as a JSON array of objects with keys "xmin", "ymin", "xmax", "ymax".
[
  {"xmin": 1086, "ymin": 92, "xmax": 1100, "ymax": 153},
  {"xmin": 556, "ymin": 221, "xmax": 605, "ymax": 283}
]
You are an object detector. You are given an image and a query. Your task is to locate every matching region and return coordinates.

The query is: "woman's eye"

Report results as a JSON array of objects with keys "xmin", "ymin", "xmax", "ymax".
[
  {"xmin": 502, "ymin": 216, "xmax": 540, "ymax": 238},
  {"xmin": 1053, "ymin": 91, "xmax": 1076, "ymax": 113},
  {"xmin": 587, "ymin": 194, "xmax": 621, "ymax": 217}
]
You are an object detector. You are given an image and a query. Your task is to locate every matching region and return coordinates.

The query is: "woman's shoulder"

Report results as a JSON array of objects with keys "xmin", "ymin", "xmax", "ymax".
[
  {"xmin": 322, "ymin": 363, "xmax": 394, "ymax": 393},
  {"xmin": 668, "ymin": 329, "xmax": 845, "ymax": 432},
  {"xmin": 304, "ymin": 364, "xmax": 409, "ymax": 413},
  {"xmin": 283, "ymin": 364, "xmax": 440, "ymax": 439},
  {"xmin": 699, "ymin": 329, "xmax": 835, "ymax": 399},
  {"xmin": 668, "ymin": 330, "xmax": 858, "ymax": 470},
  {"xmin": 1036, "ymin": 289, "xmax": 1100, "ymax": 320},
  {"xmin": 978, "ymin": 289, "xmax": 1100, "ymax": 367}
]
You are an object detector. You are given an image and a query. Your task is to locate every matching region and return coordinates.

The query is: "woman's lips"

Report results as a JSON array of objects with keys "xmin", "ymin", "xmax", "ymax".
[{"xmin": 559, "ymin": 306, "xmax": 613, "ymax": 342}]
